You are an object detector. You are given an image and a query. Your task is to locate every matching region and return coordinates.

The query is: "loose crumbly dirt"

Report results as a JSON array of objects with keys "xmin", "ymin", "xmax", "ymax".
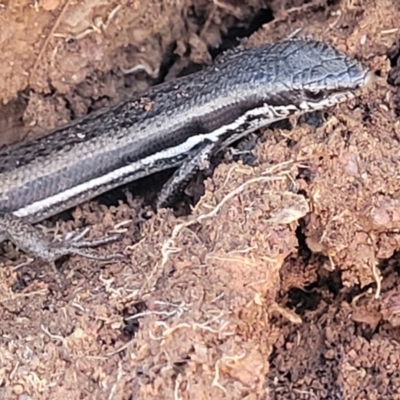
[{"xmin": 1, "ymin": 0, "xmax": 400, "ymax": 399}]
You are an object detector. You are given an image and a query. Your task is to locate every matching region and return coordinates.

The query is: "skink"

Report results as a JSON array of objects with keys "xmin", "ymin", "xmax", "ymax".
[{"xmin": 0, "ymin": 38, "xmax": 371, "ymax": 278}]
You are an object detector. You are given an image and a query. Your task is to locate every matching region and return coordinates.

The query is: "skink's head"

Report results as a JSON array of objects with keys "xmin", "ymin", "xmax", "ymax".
[
  {"xmin": 291, "ymin": 39, "xmax": 371, "ymax": 107},
  {"xmin": 255, "ymin": 38, "xmax": 372, "ymax": 111}
]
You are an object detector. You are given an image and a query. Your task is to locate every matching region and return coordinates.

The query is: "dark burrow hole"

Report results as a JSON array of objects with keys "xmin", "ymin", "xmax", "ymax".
[
  {"xmin": 267, "ymin": 237, "xmax": 400, "ymax": 393},
  {"xmin": 266, "ymin": 263, "xmax": 372, "ymax": 397},
  {"xmin": 284, "ymin": 268, "xmax": 343, "ymax": 315}
]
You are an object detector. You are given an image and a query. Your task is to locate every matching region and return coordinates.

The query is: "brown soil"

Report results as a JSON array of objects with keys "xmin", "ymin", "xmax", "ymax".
[{"xmin": 0, "ymin": 0, "xmax": 400, "ymax": 399}]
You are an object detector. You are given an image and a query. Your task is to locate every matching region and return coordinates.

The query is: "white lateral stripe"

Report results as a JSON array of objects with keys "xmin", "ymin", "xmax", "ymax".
[{"xmin": 14, "ymin": 105, "xmax": 274, "ymax": 218}]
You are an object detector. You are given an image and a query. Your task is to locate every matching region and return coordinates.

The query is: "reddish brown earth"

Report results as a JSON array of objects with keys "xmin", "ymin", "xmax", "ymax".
[{"xmin": 0, "ymin": 0, "xmax": 400, "ymax": 399}]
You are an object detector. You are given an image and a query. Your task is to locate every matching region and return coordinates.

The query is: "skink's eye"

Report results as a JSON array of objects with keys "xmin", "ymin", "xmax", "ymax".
[{"xmin": 304, "ymin": 90, "xmax": 324, "ymax": 101}]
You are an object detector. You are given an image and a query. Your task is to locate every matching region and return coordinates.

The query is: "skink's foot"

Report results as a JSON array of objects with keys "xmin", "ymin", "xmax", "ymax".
[
  {"xmin": 63, "ymin": 227, "xmax": 122, "ymax": 252},
  {"xmin": 0, "ymin": 212, "xmax": 124, "ymax": 291}
]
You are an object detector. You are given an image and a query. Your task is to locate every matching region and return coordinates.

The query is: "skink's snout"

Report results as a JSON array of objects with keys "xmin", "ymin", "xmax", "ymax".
[{"xmin": 344, "ymin": 57, "xmax": 373, "ymax": 90}]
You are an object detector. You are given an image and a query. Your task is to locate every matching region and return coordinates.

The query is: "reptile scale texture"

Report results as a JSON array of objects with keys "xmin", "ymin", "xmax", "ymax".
[{"xmin": 0, "ymin": 38, "xmax": 372, "ymax": 272}]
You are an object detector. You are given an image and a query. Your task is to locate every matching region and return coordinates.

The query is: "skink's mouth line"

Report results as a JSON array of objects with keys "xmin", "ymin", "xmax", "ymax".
[{"xmin": 296, "ymin": 91, "xmax": 355, "ymax": 113}]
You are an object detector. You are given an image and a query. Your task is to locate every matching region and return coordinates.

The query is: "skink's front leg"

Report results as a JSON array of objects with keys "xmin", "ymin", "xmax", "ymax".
[{"xmin": 157, "ymin": 139, "xmax": 218, "ymax": 208}]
